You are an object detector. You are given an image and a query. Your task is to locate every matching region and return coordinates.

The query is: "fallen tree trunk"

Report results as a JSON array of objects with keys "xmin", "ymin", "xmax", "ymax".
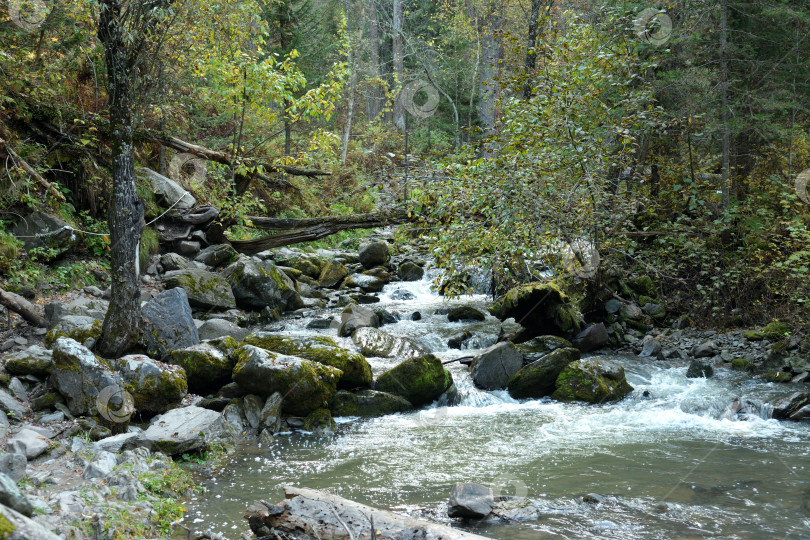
[
  {"xmin": 231, "ymin": 209, "xmax": 408, "ymax": 254},
  {"xmin": 0, "ymin": 138, "xmax": 65, "ymax": 203},
  {"xmin": 246, "ymin": 209, "xmax": 407, "ymax": 231},
  {"xmin": 0, "ymin": 288, "xmax": 48, "ymax": 328},
  {"xmin": 245, "ymin": 486, "xmax": 493, "ymax": 540}
]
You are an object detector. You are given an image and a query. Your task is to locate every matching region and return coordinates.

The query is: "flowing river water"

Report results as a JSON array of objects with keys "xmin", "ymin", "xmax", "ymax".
[{"xmin": 183, "ymin": 271, "xmax": 810, "ymax": 539}]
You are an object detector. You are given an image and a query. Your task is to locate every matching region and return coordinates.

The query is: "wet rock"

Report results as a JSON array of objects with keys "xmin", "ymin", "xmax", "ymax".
[
  {"xmin": 352, "ymin": 327, "xmax": 396, "ymax": 357},
  {"xmin": 141, "ymin": 288, "xmax": 200, "ymax": 360},
  {"xmin": 163, "ymin": 269, "xmax": 236, "ymax": 310},
  {"xmin": 447, "ymin": 331, "xmax": 473, "ymax": 349},
  {"xmin": 306, "ymin": 317, "xmax": 334, "ymax": 330},
  {"xmin": 691, "ymin": 341, "xmax": 718, "ymax": 358},
  {"xmin": 338, "ymin": 304, "xmax": 380, "ymax": 337},
  {"xmin": 358, "ymin": 240, "xmax": 390, "ymax": 269},
  {"xmin": 411, "ymin": 311, "xmax": 422, "ymax": 321},
  {"xmin": 318, "ymin": 259, "xmax": 350, "ymax": 288},
  {"xmin": 112, "ymin": 355, "xmax": 188, "ymax": 414},
  {"xmin": 686, "ymin": 359, "xmax": 714, "ymax": 378},
  {"xmin": 447, "ymin": 306, "xmax": 486, "ymax": 322},
  {"xmin": 138, "ymin": 167, "xmax": 196, "ymax": 209},
  {"xmin": 470, "ymin": 342, "xmax": 523, "ymax": 390},
  {"xmin": 507, "ymin": 348, "xmax": 580, "ymax": 399},
  {"xmin": 195, "ymin": 243, "xmax": 238, "ymax": 267},
  {"xmin": 342, "ymin": 273, "xmax": 386, "ymax": 293},
  {"xmin": 12, "ymin": 211, "xmax": 77, "ymax": 261},
  {"xmin": 225, "ymin": 257, "xmax": 300, "ymax": 312},
  {"xmin": 44, "ymin": 315, "xmax": 101, "ymax": 347},
  {"xmin": 375, "ymin": 354, "xmax": 453, "ymax": 407},
  {"xmin": 448, "ymin": 483, "xmax": 494, "ymax": 519},
  {"xmin": 50, "ymin": 338, "xmax": 127, "ymax": 417},
  {"xmin": 7, "ymin": 428, "xmax": 49, "ymax": 459},
  {"xmin": 242, "ymin": 394, "xmax": 264, "ymax": 430},
  {"xmin": 136, "ymin": 406, "xmax": 232, "ymax": 455},
  {"xmin": 329, "ymin": 389, "xmax": 414, "ymax": 418},
  {"xmin": 390, "ymin": 289, "xmax": 416, "ymax": 301},
  {"xmin": 551, "ymin": 357, "xmax": 634, "ymax": 403},
  {"xmin": 260, "ymin": 392, "xmax": 284, "ymax": 433},
  {"xmin": 640, "ymin": 335, "xmax": 663, "ymax": 358},
  {"xmin": 160, "ymin": 252, "xmax": 190, "ymax": 271},
  {"xmin": 170, "ymin": 342, "xmax": 235, "ymax": 395},
  {"xmin": 583, "ymin": 493, "xmax": 604, "ymax": 504},
  {"xmin": 770, "ymin": 392, "xmax": 810, "ymax": 420},
  {"xmin": 4, "ymin": 345, "xmax": 53, "ymax": 376},
  {"xmin": 244, "ymin": 332, "xmax": 372, "ymax": 389},
  {"xmin": 514, "ymin": 335, "xmax": 573, "ymax": 358},
  {"xmin": 490, "ymin": 282, "xmax": 581, "ymax": 340},
  {"xmin": 571, "ymin": 323, "xmax": 609, "ymax": 353},
  {"xmin": 197, "ymin": 318, "xmax": 250, "ymax": 341},
  {"xmin": 0, "ymin": 453, "xmax": 27, "ymax": 482},
  {"xmin": 303, "ymin": 408, "xmax": 335, "ymax": 433},
  {"xmin": 375, "ymin": 309, "xmax": 399, "ymax": 325},
  {"xmin": 397, "ymin": 261, "xmax": 424, "ymax": 282},
  {"xmin": 232, "ymin": 345, "xmax": 341, "ymax": 416}
]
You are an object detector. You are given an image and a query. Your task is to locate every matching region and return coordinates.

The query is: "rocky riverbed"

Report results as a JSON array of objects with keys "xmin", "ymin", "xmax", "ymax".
[{"xmin": 0, "ymin": 231, "xmax": 808, "ymax": 538}]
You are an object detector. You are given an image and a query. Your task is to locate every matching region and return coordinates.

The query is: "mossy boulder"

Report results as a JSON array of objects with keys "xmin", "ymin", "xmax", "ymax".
[
  {"xmin": 163, "ymin": 268, "xmax": 236, "ymax": 310},
  {"xmin": 318, "ymin": 259, "xmax": 350, "ymax": 288},
  {"xmin": 551, "ymin": 357, "xmax": 633, "ymax": 403},
  {"xmin": 338, "ymin": 304, "xmax": 380, "ymax": 337},
  {"xmin": 744, "ymin": 321, "xmax": 790, "ymax": 341},
  {"xmin": 507, "ymin": 348, "xmax": 580, "ymax": 399},
  {"xmin": 195, "ymin": 244, "xmax": 238, "ymax": 268},
  {"xmin": 397, "ymin": 261, "xmax": 424, "ymax": 282},
  {"xmin": 169, "ymin": 343, "xmax": 235, "ymax": 395},
  {"xmin": 375, "ymin": 354, "xmax": 453, "ymax": 407},
  {"xmin": 112, "ymin": 355, "xmax": 188, "ymax": 414},
  {"xmin": 342, "ymin": 273, "xmax": 386, "ymax": 293},
  {"xmin": 329, "ymin": 389, "xmax": 414, "ymax": 418},
  {"xmin": 232, "ymin": 345, "xmax": 342, "ymax": 416},
  {"xmin": 627, "ymin": 276, "xmax": 656, "ymax": 298},
  {"xmin": 489, "ymin": 282, "xmax": 581, "ymax": 339},
  {"xmin": 514, "ymin": 335, "xmax": 573, "ymax": 357},
  {"xmin": 0, "ymin": 232, "xmax": 20, "ymax": 275},
  {"xmin": 243, "ymin": 332, "xmax": 372, "ymax": 389},
  {"xmin": 763, "ymin": 371, "xmax": 793, "ymax": 383},
  {"xmin": 731, "ymin": 357, "xmax": 753, "ymax": 371},
  {"xmin": 225, "ymin": 257, "xmax": 301, "ymax": 312},
  {"xmin": 358, "ymin": 240, "xmax": 390, "ymax": 269},
  {"xmin": 447, "ymin": 306, "xmax": 486, "ymax": 322},
  {"xmin": 291, "ymin": 256, "xmax": 325, "ymax": 278},
  {"xmin": 352, "ymin": 327, "xmax": 396, "ymax": 357},
  {"xmin": 44, "ymin": 316, "xmax": 102, "ymax": 348},
  {"xmin": 4, "ymin": 346, "xmax": 53, "ymax": 376},
  {"xmin": 303, "ymin": 408, "xmax": 335, "ymax": 433}
]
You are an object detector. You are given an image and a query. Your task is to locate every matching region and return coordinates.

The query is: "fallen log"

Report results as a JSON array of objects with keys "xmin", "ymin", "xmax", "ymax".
[
  {"xmin": 245, "ymin": 486, "xmax": 493, "ymax": 540},
  {"xmin": 246, "ymin": 209, "xmax": 407, "ymax": 231},
  {"xmin": 0, "ymin": 288, "xmax": 48, "ymax": 328},
  {"xmin": 230, "ymin": 209, "xmax": 408, "ymax": 254},
  {"xmin": 0, "ymin": 138, "xmax": 66, "ymax": 203}
]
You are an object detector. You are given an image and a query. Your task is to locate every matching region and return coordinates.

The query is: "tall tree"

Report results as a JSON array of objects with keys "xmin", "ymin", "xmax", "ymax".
[
  {"xmin": 392, "ymin": 0, "xmax": 405, "ymax": 130},
  {"xmin": 96, "ymin": 0, "xmax": 176, "ymax": 357}
]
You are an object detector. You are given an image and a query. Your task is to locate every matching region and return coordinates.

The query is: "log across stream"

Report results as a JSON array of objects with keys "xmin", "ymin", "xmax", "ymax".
[{"xmin": 181, "ymin": 271, "xmax": 810, "ymax": 539}]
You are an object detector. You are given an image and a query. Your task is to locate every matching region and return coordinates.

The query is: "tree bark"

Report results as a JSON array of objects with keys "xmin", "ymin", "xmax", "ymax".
[
  {"xmin": 478, "ymin": 2, "xmax": 503, "ymax": 157},
  {"xmin": 245, "ymin": 486, "xmax": 493, "ymax": 540},
  {"xmin": 0, "ymin": 288, "xmax": 48, "ymax": 328},
  {"xmin": 392, "ymin": 0, "xmax": 405, "ymax": 131},
  {"xmin": 341, "ymin": 1, "xmax": 362, "ymax": 165},
  {"xmin": 720, "ymin": 0, "xmax": 730, "ymax": 210},
  {"xmin": 95, "ymin": 0, "xmax": 147, "ymax": 358},
  {"xmin": 523, "ymin": 0, "xmax": 544, "ymax": 99},
  {"xmin": 367, "ymin": 0, "xmax": 382, "ymax": 119}
]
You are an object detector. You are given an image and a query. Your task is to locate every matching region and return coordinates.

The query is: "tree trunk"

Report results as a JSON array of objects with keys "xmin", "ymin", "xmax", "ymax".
[
  {"xmin": 96, "ymin": 0, "xmax": 145, "ymax": 358},
  {"xmin": 523, "ymin": 0, "xmax": 544, "ymax": 99},
  {"xmin": 720, "ymin": 0, "xmax": 730, "ymax": 210},
  {"xmin": 392, "ymin": 0, "xmax": 405, "ymax": 131},
  {"xmin": 478, "ymin": 3, "xmax": 503, "ymax": 157},
  {"xmin": 367, "ymin": 0, "xmax": 382, "ymax": 119},
  {"xmin": 341, "ymin": 1, "xmax": 362, "ymax": 165}
]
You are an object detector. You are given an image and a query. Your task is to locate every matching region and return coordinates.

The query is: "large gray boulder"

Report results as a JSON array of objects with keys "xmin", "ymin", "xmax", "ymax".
[
  {"xmin": 338, "ymin": 304, "xmax": 380, "ymax": 337},
  {"xmin": 571, "ymin": 323, "xmax": 608, "ymax": 353},
  {"xmin": 358, "ymin": 240, "xmax": 390, "ymax": 269},
  {"xmin": 770, "ymin": 392, "xmax": 810, "ymax": 420},
  {"xmin": 141, "ymin": 288, "xmax": 200, "ymax": 360},
  {"xmin": 44, "ymin": 296, "xmax": 108, "ymax": 326},
  {"xmin": 232, "ymin": 345, "xmax": 342, "ymax": 416},
  {"xmin": 375, "ymin": 355, "xmax": 453, "ymax": 407},
  {"xmin": 342, "ymin": 273, "xmax": 386, "ymax": 293},
  {"xmin": 0, "ymin": 388, "xmax": 28, "ymax": 419},
  {"xmin": 136, "ymin": 406, "xmax": 232, "ymax": 455},
  {"xmin": 551, "ymin": 357, "xmax": 634, "ymax": 403},
  {"xmin": 170, "ymin": 343, "xmax": 235, "ymax": 395},
  {"xmin": 0, "ymin": 500, "xmax": 61, "ymax": 539},
  {"xmin": 160, "ymin": 252, "xmax": 190, "ymax": 271},
  {"xmin": 195, "ymin": 243, "xmax": 238, "ymax": 267},
  {"xmin": 507, "ymin": 348, "xmax": 580, "ymax": 399},
  {"xmin": 447, "ymin": 483, "xmax": 494, "ymax": 519},
  {"xmin": 137, "ymin": 167, "xmax": 196, "ymax": 209},
  {"xmin": 49, "ymin": 338, "xmax": 128, "ymax": 417},
  {"xmin": 4, "ymin": 345, "xmax": 53, "ymax": 376},
  {"xmin": 6, "ymin": 428, "xmax": 49, "ymax": 460},
  {"xmin": 197, "ymin": 318, "xmax": 250, "ymax": 341},
  {"xmin": 44, "ymin": 315, "xmax": 101, "ymax": 347},
  {"xmin": 112, "ymin": 355, "xmax": 188, "ymax": 414},
  {"xmin": 163, "ymin": 268, "xmax": 236, "ymax": 310},
  {"xmin": 12, "ymin": 211, "xmax": 77, "ymax": 261},
  {"xmin": 0, "ymin": 453, "xmax": 27, "ymax": 482},
  {"xmin": 225, "ymin": 257, "xmax": 301, "ymax": 312},
  {"xmin": 397, "ymin": 261, "xmax": 424, "ymax": 282},
  {"xmin": 470, "ymin": 342, "xmax": 524, "ymax": 390},
  {"xmin": 351, "ymin": 327, "xmax": 429, "ymax": 360},
  {"xmin": 318, "ymin": 259, "xmax": 350, "ymax": 288}
]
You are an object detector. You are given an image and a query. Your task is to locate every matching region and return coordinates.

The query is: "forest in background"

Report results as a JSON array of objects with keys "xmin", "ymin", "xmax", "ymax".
[{"xmin": 1, "ymin": 0, "xmax": 809, "ymax": 330}]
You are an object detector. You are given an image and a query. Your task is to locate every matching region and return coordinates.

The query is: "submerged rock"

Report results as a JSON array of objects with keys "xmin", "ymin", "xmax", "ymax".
[
  {"xmin": 375, "ymin": 354, "xmax": 453, "ymax": 407},
  {"xmin": 448, "ymin": 482, "xmax": 494, "ymax": 519},
  {"xmin": 551, "ymin": 357, "xmax": 633, "ymax": 403},
  {"xmin": 686, "ymin": 359, "xmax": 714, "ymax": 378},
  {"xmin": 244, "ymin": 332, "xmax": 372, "ymax": 389},
  {"xmin": 470, "ymin": 342, "xmax": 523, "ymax": 390},
  {"xmin": 507, "ymin": 348, "xmax": 580, "ymax": 399},
  {"xmin": 232, "ymin": 345, "xmax": 341, "ymax": 416},
  {"xmin": 329, "ymin": 389, "xmax": 413, "ymax": 418}
]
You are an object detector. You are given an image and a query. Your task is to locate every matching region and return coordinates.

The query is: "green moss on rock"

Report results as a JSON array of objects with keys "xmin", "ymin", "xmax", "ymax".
[
  {"xmin": 170, "ymin": 343, "xmax": 234, "ymax": 395},
  {"xmin": 507, "ymin": 348, "xmax": 580, "ymax": 399},
  {"xmin": 628, "ymin": 276, "xmax": 656, "ymax": 298},
  {"xmin": 551, "ymin": 357, "xmax": 633, "ymax": 403},
  {"xmin": 329, "ymin": 389, "xmax": 414, "ymax": 417},
  {"xmin": 489, "ymin": 281, "xmax": 581, "ymax": 339},
  {"xmin": 44, "ymin": 318, "xmax": 102, "ymax": 348},
  {"xmin": 744, "ymin": 321, "xmax": 790, "ymax": 341},
  {"xmin": 375, "ymin": 354, "xmax": 453, "ymax": 407},
  {"xmin": 303, "ymin": 408, "xmax": 335, "ymax": 432},
  {"xmin": 731, "ymin": 358, "xmax": 752, "ymax": 371}
]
